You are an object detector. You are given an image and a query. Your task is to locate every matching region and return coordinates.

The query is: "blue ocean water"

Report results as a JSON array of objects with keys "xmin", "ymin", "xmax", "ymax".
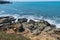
[{"xmin": 0, "ymin": 2, "xmax": 60, "ymax": 28}]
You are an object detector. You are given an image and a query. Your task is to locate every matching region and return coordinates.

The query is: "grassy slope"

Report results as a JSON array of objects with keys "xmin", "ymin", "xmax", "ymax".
[{"xmin": 0, "ymin": 31, "xmax": 30, "ymax": 40}]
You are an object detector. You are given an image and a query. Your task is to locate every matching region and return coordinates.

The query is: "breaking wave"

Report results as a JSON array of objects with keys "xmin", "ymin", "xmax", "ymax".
[{"xmin": 0, "ymin": 10, "xmax": 60, "ymax": 28}]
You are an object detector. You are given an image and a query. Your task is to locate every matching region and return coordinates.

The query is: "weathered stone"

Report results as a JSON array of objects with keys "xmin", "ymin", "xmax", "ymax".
[
  {"xmin": 18, "ymin": 18, "xmax": 28, "ymax": 23},
  {"xmin": 54, "ymin": 28, "xmax": 60, "ymax": 35},
  {"xmin": 31, "ymin": 28, "xmax": 41, "ymax": 35},
  {"xmin": 19, "ymin": 25, "xmax": 25, "ymax": 32},
  {"xmin": 39, "ymin": 20, "xmax": 50, "ymax": 26},
  {"xmin": 22, "ymin": 20, "xmax": 53, "ymax": 35},
  {"xmin": 22, "ymin": 22, "xmax": 34, "ymax": 29},
  {"xmin": 10, "ymin": 23, "xmax": 21, "ymax": 29},
  {"xmin": 29, "ymin": 20, "xmax": 35, "ymax": 24},
  {"xmin": 22, "ymin": 22, "xmax": 29, "ymax": 28},
  {"xmin": 6, "ymin": 29, "xmax": 15, "ymax": 34},
  {"xmin": 0, "ymin": 16, "xmax": 16, "ymax": 24},
  {"xmin": 50, "ymin": 24, "xmax": 56, "ymax": 29},
  {"xmin": 43, "ymin": 26, "xmax": 52, "ymax": 32}
]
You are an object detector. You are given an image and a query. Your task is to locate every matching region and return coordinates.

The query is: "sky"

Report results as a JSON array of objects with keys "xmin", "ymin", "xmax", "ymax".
[{"xmin": 4, "ymin": 0, "xmax": 60, "ymax": 2}]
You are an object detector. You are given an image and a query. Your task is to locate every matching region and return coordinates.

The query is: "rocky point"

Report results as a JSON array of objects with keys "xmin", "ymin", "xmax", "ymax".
[{"xmin": 0, "ymin": 16, "xmax": 60, "ymax": 40}]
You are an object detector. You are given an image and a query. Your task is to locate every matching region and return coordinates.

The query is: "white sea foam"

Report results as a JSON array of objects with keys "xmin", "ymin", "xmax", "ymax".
[
  {"xmin": 44, "ymin": 18, "xmax": 60, "ymax": 28},
  {"xmin": 0, "ymin": 12, "xmax": 60, "ymax": 28},
  {"xmin": 15, "ymin": 15, "xmax": 60, "ymax": 28},
  {"xmin": 8, "ymin": 14, "xmax": 60, "ymax": 28}
]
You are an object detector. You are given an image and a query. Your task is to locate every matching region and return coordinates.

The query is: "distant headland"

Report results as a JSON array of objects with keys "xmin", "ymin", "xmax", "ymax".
[{"xmin": 0, "ymin": 1, "xmax": 12, "ymax": 4}]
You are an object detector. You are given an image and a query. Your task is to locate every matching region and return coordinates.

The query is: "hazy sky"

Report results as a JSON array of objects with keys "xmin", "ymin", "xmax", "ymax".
[{"xmin": 6, "ymin": 0, "xmax": 60, "ymax": 1}]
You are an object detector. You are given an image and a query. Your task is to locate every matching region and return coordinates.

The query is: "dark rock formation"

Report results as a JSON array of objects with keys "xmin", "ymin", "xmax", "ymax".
[
  {"xmin": 0, "ymin": 16, "xmax": 57, "ymax": 36},
  {"xmin": 54, "ymin": 28, "xmax": 60, "ymax": 35},
  {"xmin": 0, "ymin": 1, "xmax": 12, "ymax": 4},
  {"xmin": 0, "ymin": 16, "xmax": 16, "ymax": 24},
  {"xmin": 50, "ymin": 24, "xmax": 56, "ymax": 29},
  {"xmin": 18, "ymin": 18, "xmax": 28, "ymax": 23},
  {"xmin": 27, "ymin": 20, "xmax": 56, "ymax": 35},
  {"xmin": 0, "ymin": 16, "xmax": 60, "ymax": 40},
  {"xmin": 0, "ymin": 16, "xmax": 16, "ymax": 31},
  {"xmin": 19, "ymin": 24, "xmax": 25, "ymax": 32},
  {"xmin": 29, "ymin": 20, "xmax": 35, "ymax": 24},
  {"xmin": 39, "ymin": 20, "xmax": 51, "ymax": 26}
]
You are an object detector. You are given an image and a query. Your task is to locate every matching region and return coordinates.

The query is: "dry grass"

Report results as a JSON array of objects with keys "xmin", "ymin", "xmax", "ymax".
[{"xmin": 0, "ymin": 31, "xmax": 31, "ymax": 40}]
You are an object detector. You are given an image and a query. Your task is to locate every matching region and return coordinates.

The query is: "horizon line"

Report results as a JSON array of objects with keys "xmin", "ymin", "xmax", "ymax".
[{"xmin": 10, "ymin": 1, "xmax": 60, "ymax": 2}]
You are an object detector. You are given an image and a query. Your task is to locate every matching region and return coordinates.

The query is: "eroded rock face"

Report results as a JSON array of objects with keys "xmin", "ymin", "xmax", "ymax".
[{"xmin": 29, "ymin": 20, "xmax": 35, "ymax": 24}]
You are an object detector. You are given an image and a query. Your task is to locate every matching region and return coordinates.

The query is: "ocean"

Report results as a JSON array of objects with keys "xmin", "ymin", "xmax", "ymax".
[{"xmin": 0, "ymin": 2, "xmax": 60, "ymax": 28}]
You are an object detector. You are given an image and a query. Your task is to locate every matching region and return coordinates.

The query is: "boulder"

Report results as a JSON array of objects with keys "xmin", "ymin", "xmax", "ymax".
[
  {"xmin": 37, "ymin": 20, "xmax": 47, "ymax": 27},
  {"xmin": 0, "ymin": 18, "xmax": 7, "ymax": 24},
  {"xmin": 22, "ymin": 22, "xmax": 29, "ymax": 29},
  {"xmin": 10, "ymin": 23, "xmax": 21, "ymax": 29},
  {"xmin": 19, "ymin": 25, "xmax": 25, "ymax": 32},
  {"xmin": 22, "ymin": 22, "xmax": 34, "ymax": 31},
  {"xmin": 27, "ymin": 23, "xmax": 37, "ymax": 31},
  {"xmin": 9, "ymin": 23, "xmax": 25, "ymax": 32},
  {"xmin": 50, "ymin": 24, "xmax": 56, "ymax": 29},
  {"xmin": 0, "ymin": 16, "xmax": 16, "ymax": 31},
  {"xmin": 0, "ymin": 23, "xmax": 11, "ymax": 31},
  {"xmin": 18, "ymin": 18, "xmax": 28, "ymax": 23},
  {"xmin": 29, "ymin": 20, "xmax": 35, "ymax": 24},
  {"xmin": 39, "ymin": 20, "xmax": 51, "ymax": 26},
  {"xmin": 31, "ymin": 28, "xmax": 41, "ymax": 35},
  {"xmin": 28, "ymin": 26, "xmax": 34, "ymax": 31},
  {"xmin": 3, "ymin": 16, "xmax": 16, "ymax": 23},
  {"xmin": 26, "ymin": 22, "xmax": 41, "ymax": 35},
  {"xmin": 0, "ymin": 16, "xmax": 16, "ymax": 24},
  {"xmin": 43, "ymin": 26, "xmax": 52, "ymax": 32}
]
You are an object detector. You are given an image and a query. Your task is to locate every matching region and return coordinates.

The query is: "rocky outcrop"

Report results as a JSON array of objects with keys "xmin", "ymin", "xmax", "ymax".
[
  {"xmin": 0, "ymin": 16, "xmax": 16, "ymax": 31},
  {"xmin": 23, "ymin": 20, "xmax": 56, "ymax": 35},
  {"xmin": 1, "ymin": 17, "xmax": 56, "ymax": 35},
  {"xmin": 0, "ymin": 16, "xmax": 60, "ymax": 40},
  {"xmin": 18, "ymin": 18, "xmax": 28, "ymax": 23},
  {"xmin": 0, "ymin": 16, "xmax": 16, "ymax": 24}
]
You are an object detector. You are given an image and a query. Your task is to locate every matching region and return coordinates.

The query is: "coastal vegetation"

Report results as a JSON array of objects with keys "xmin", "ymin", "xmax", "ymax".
[{"xmin": 0, "ymin": 31, "xmax": 30, "ymax": 40}]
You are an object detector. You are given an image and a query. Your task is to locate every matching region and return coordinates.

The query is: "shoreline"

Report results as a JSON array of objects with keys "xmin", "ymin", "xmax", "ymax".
[{"xmin": 0, "ymin": 16, "xmax": 60, "ymax": 40}]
